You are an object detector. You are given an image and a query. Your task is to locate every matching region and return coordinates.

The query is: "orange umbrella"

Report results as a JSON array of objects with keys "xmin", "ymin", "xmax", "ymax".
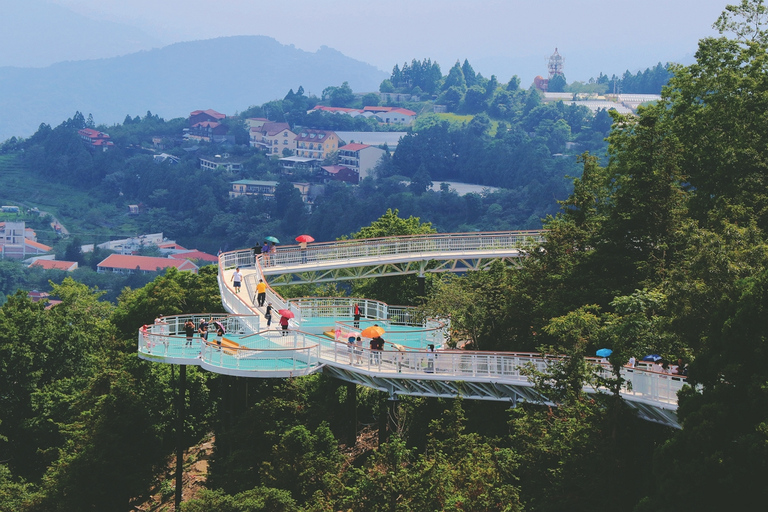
[
  {"xmin": 361, "ymin": 325, "xmax": 385, "ymax": 338},
  {"xmin": 295, "ymin": 234, "xmax": 315, "ymax": 243}
]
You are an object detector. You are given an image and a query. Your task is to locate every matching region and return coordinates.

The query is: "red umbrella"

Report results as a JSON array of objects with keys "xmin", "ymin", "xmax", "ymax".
[
  {"xmin": 278, "ymin": 309, "xmax": 295, "ymax": 318},
  {"xmin": 295, "ymin": 234, "xmax": 315, "ymax": 243}
]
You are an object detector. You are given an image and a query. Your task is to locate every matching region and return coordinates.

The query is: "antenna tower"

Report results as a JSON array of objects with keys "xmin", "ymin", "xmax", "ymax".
[{"xmin": 547, "ymin": 48, "xmax": 565, "ymax": 79}]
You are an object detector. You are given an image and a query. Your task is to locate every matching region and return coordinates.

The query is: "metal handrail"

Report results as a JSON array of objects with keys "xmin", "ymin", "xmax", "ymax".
[
  {"xmin": 139, "ymin": 315, "xmax": 686, "ymax": 406},
  {"xmin": 259, "ymin": 230, "xmax": 544, "ymax": 269}
]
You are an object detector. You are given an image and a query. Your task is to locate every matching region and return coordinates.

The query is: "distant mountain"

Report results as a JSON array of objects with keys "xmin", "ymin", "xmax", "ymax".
[
  {"xmin": 0, "ymin": 0, "xmax": 162, "ymax": 67},
  {"xmin": 0, "ymin": 36, "xmax": 389, "ymax": 142}
]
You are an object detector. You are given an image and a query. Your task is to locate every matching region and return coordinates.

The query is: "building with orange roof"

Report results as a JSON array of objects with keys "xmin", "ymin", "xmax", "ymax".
[
  {"xmin": 29, "ymin": 259, "xmax": 78, "ymax": 271},
  {"xmin": 97, "ymin": 254, "xmax": 198, "ymax": 274},
  {"xmin": 189, "ymin": 109, "xmax": 226, "ymax": 125},
  {"xmin": 0, "ymin": 221, "xmax": 52, "ymax": 259},
  {"xmin": 78, "ymin": 128, "xmax": 115, "ymax": 151},
  {"xmin": 169, "ymin": 249, "xmax": 218, "ymax": 263}
]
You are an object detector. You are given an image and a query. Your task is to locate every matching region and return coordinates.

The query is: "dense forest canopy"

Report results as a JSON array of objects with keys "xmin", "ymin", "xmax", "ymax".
[{"xmin": 3, "ymin": 2, "xmax": 768, "ymax": 510}]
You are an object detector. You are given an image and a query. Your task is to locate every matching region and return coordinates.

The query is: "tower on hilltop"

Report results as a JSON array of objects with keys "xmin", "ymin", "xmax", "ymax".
[{"xmin": 548, "ymin": 48, "xmax": 564, "ymax": 79}]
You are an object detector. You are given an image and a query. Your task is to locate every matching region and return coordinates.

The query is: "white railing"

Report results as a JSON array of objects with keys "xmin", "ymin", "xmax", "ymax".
[
  {"xmin": 199, "ymin": 331, "xmax": 321, "ymax": 375},
  {"xmin": 218, "ymin": 267, "xmax": 261, "ymax": 331},
  {"xmin": 138, "ymin": 313, "xmax": 261, "ymax": 356},
  {"xmin": 259, "ymin": 230, "xmax": 544, "ymax": 269},
  {"xmin": 140, "ymin": 313, "xmax": 686, "ymax": 407},
  {"xmin": 304, "ymin": 334, "xmax": 686, "ymax": 405}
]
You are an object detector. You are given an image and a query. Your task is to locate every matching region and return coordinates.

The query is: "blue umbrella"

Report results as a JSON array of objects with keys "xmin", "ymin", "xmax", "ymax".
[
  {"xmin": 265, "ymin": 236, "xmax": 280, "ymax": 244},
  {"xmin": 596, "ymin": 348, "xmax": 613, "ymax": 358},
  {"xmin": 642, "ymin": 354, "xmax": 662, "ymax": 362}
]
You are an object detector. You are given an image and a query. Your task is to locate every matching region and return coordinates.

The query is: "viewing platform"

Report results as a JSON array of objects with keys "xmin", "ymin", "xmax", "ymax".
[{"xmin": 138, "ymin": 231, "xmax": 689, "ymax": 429}]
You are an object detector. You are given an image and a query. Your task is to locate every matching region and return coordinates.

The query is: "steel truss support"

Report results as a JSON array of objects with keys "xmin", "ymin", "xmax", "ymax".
[{"xmin": 322, "ymin": 365, "xmax": 680, "ymax": 428}]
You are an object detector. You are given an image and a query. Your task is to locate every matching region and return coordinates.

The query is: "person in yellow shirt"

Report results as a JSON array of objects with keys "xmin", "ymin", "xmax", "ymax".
[{"xmin": 255, "ymin": 279, "xmax": 267, "ymax": 307}]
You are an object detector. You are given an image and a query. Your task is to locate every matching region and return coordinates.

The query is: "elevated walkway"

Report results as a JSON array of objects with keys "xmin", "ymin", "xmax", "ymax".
[{"xmin": 138, "ymin": 231, "xmax": 688, "ymax": 429}]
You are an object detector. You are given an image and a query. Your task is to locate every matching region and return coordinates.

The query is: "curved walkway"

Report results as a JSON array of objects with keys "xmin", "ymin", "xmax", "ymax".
[{"xmin": 138, "ymin": 231, "xmax": 687, "ymax": 429}]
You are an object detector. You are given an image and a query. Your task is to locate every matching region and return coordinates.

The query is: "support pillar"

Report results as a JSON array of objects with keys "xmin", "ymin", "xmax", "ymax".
[
  {"xmin": 417, "ymin": 274, "xmax": 426, "ymax": 299},
  {"xmin": 346, "ymin": 382, "xmax": 357, "ymax": 446},
  {"xmin": 387, "ymin": 395, "xmax": 399, "ymax": 437},
  {"xmin": 378, "ymin": 397, "xmax": 388, "ymax": 445},
  {"xmin": 174, "ymin": 365, "xmax": 186, "ymax": 510}
]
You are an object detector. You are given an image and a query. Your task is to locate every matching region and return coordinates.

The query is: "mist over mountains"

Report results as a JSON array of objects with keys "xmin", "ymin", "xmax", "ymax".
[{"xmin": 0, "ymin": 35, "xmax": 388, "ymax": 142}]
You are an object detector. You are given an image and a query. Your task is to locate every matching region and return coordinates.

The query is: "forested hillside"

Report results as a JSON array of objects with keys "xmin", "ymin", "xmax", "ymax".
[{"xmin": 2, "ymin": 2, "xmax": 768, "ymax": 511}]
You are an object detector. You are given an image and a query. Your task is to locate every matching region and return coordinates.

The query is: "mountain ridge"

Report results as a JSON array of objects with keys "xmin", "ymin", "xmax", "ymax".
[{"xmin": 0, "ymin": 35, "xmax": 388, "ymax": 142}]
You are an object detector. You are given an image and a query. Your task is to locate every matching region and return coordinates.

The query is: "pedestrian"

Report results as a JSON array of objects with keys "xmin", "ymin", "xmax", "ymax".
[
  {"xmin": 256, "ymin": 279, "xmax": 267, "ymax": 307},
  {"xmin": 231, "ymin": 267, "xmax": 242, "ymax": 294},
  {"xmin": 184, "ymin": 319, "xmax": 195, "ymax": 347},
  {"xmin": 673, "ymin": 358, "xmax": 687, "ymax": 376},
  {"xmin": 270, "ymin": 242, "xmax": 277, "ymax": 263},
  {"xmin": 371, "ymin": 334, "xmax": 384, "ymax": 365},
  {"xmin": 355, "ymin": 336, "xmax": 363, "ymax": 364},
  {"xmin": 265, "ymin": 302, "xmax": 273, "ymax": 328},
  {"xmin": 215, "ymin": 321, "xmax": 225, "ymax": 348},
  {"xmin": 261, "ymin": 241, "xmax": 270, "ymax": 265},
  {"xmin": 353, "ymin": 303, "xmax": 361, "ymax": 328},
  {"xmin": 426, "ymin": 344, "xmax": 436, "ymax": 373},
  {"xmin": 299, "ymin": 240, "xmax": 308, "ymax": 264},
  {"xmin": 279, "ymin": 313, "xmax": 290, "ymax": 336},
  {"xmin": 347, "ymin": 336, "xmax": 356, "ymax": 364},
  {"xmin": 628, "ymin": 356, "xmax": 637, "ymax": 368},
  {"xmin": 198, "ymin": 317, "xmax": 209, "ymax": 342}
]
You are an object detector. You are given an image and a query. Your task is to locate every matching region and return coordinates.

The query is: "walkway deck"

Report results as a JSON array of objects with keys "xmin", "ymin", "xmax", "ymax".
[{"xmin": 138, "ymin": 231, "xmax": 688, "ymax": 429}]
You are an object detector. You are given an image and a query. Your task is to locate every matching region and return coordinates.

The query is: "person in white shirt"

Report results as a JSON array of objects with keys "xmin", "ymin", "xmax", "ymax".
[{"xmin": 231, "ymin": 267, "xmax": 243, "ymax": 293}]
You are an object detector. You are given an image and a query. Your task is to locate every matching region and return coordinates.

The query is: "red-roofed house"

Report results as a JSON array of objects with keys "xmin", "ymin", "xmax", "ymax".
[
  {"xmin": 189, "ymin": 109, "xmax": 226, "ymax": 125},
  {"xmin": 29, "ymin": 259, "xmax": 78, "ymax": 272},
  {"xmin": 321, "ymin": 165, "xmax": 359, "ymax": 184},
  {"xmin": 312, "ymin": 106, "xmax": 360, "ymax": 114},
  {"xmin": 97, "ymin": 254, "xmax": 199, "ymax": 274},
  {"xmin": 78, "ymin": 128, "xmax": 115, "ymax": 151},
  {"xmin": 170, "ymin": 250, "xmax": 218, "ymax": 263},
  {"xmin": 158, "ymin": 241, "xmax": 188, "ymax": 251},
  {"xmin": 188, "ymin": 121, "xmax": 229, "ymax": 142},
  {"xmin": 338, "ymin": 143, "xmax": 386, "ymax": 180},
  {"xmin": 364, "ymin": 107, "xmax": 416, "ymax": 126}
]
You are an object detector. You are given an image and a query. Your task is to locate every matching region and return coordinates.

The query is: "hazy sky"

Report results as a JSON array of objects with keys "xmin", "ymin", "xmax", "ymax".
[{"xmin": 53, "ymin": 0, "xmax": 728, "ymax": 82}]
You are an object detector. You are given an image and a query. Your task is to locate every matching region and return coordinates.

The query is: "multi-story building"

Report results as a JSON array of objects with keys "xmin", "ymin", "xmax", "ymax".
[
  {"xmin": 189, "ymin": 109, "xmax": 226, "ymax": 125},
  {"xmin": 338, "ymin": 143, "xmax": 386, "ymax": 179},
  {"xmin": 250, "ymin": 122, "xmax": 296, "ymax": 155},
  {"xmin": 78, "ymin": 128, "xmax": 115, "ymax": 151},
  {"xmin": 295, "ymin": 129, "xmax": 339, "ymax": 160},
  {"xmin": 229, "ymin": 180, "xmax": 313, "ymax": 203},
  {"xmin": 0, "ymin": 221, "xmax": 51, "ymax": 259}
]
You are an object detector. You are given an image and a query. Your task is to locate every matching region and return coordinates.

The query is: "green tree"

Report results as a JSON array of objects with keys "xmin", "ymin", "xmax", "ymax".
[
  {"xmin": 346, "ymin": 209, "xmax": 436, "ymax": 305},
  {"xmin": 548, "ymin": 74, "xmax": 567, "ymax": 92},
  {"xmin": 361, "ymin": 93, "xmax": 379, "ymax": 107}
]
